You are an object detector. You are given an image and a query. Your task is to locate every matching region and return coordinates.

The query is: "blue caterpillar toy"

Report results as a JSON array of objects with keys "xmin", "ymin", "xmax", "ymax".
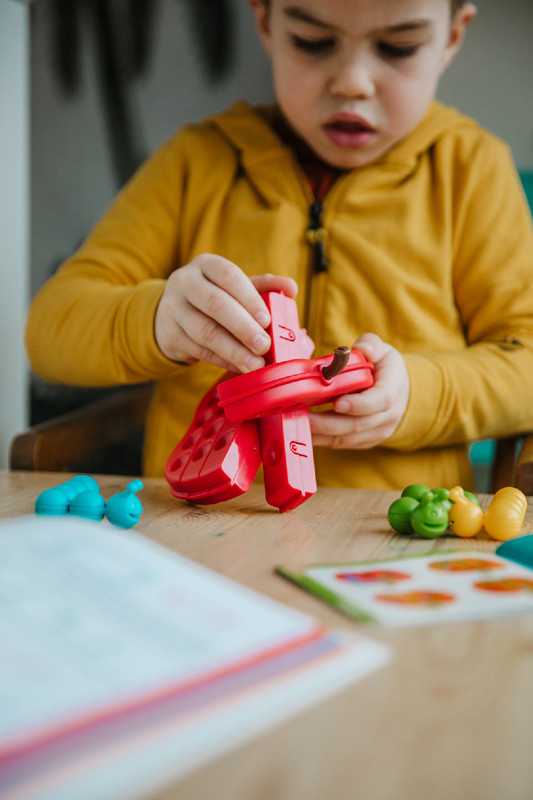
[{"xmin": 35, "ymin": 475, "xmax": 143, "ymax": 529}]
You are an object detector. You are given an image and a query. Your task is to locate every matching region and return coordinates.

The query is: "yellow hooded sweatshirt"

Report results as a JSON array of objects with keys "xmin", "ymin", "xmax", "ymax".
[{"xmin": 25, "ymin": 100, "xmax": 533, "ymax": 491}]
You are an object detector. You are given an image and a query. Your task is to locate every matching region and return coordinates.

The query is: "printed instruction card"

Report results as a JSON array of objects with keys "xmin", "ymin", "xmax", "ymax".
[{"xmin": 277, "ymin": 548, "xmax": 533, "ymax": 626}]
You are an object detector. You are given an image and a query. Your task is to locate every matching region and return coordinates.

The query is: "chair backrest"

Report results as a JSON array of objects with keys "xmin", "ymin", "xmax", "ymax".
[{"xmin": 9, "ymin": 385, "xmax": 151, "ymax": 473}]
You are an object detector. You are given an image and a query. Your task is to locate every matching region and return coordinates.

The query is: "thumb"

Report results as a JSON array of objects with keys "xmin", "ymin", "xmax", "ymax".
[{"xmin": 352, "ymin": 332, "xmax": 387, "ymax": 363}]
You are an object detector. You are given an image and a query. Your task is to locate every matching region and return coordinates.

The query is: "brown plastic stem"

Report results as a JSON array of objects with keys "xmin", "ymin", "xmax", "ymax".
[{"xmin": 321, "ymin": 346, "xmax": 350, "ymax": 380}]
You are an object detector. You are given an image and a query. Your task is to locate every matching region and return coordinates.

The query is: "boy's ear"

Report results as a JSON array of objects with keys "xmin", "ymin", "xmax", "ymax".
[
  {"xmin": 246, "ymin": 0, "xmax": 272, "ymax": 55},
  {"xmin": 441, "ymin": 3, "xmax": 477, "ymax": 71}
]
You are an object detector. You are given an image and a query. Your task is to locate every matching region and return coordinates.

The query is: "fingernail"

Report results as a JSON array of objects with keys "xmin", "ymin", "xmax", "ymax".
[
  {"xmin": 255, "ymin": 311, "xmax": 270, "ymax": 328},
  {"xmin": 336, "ymin": 400, "xmax": 350, "ymax": 413},
  {"xmin": 252, "ymin": 333, "xmax": 270, "ymax": 354}
]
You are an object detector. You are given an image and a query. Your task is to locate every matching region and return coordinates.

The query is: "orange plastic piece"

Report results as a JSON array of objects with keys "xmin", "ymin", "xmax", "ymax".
[
  {"xmin": 483, "ymin": 487, "xmax": 528, "ymax": 542},
  {"xmin": 448, "ymin": 486, "xmax": 484, "ymax": 538}
]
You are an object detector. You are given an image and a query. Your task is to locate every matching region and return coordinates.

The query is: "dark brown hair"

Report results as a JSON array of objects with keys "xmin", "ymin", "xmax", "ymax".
[{"xmin": 262, "ymin": 1, "xmax": 467, "ymax": 13}]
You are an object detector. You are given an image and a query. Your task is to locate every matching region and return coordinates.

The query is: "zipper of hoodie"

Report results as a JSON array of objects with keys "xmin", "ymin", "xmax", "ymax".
[
  {"xmin": 306, "ymin": 201, "xmax": 328, "ymax": 274},
  {"xmin": 286, "ymin": 164, "xmax": 327, "ymax": 332},
  {"xmin": 287, "ymin": 154, "xmax": 352, "ymax": 334}
]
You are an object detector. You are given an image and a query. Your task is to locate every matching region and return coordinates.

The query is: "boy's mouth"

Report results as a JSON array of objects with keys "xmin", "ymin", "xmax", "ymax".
[{"xmin": 323, "ymin": 114, "xmax": 376, "ymax": 149}]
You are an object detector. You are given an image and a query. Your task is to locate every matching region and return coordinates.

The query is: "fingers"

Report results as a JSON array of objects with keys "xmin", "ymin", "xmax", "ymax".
[
  {"xmin": 251, "ymin": 273, "xmax": 298, "ymax": 298},
  {"xmin": 180, "ymin": 256, "xmax": 272, "ymax": 335},
  {"xmin": 309, "ymin": 410, "xmax": 393, "ymax": 449},
  {"xmin": 170, "ymin": 303, "xmax": 268, "ymax": 372},
  {"xmin": 333, "ymin": 384, "xmax": 394, "ymax": 417},
  {"xmin": 309, "ymin": 333, "xmax": 410, "ymax": 449},
  {"xmin": 160, "ymin": 322, "xmax": 240, "ymax": 372},
  {"xmin": 155, "ymin": 256, "xmax": 298, "ymax": 373},
  {"xmin": 178, "ymin": 265, "xmax": 271, "ymax": 366},
  {"xmin": 351, "ymin": 331, "xmax": 387, "ymax": 362}
]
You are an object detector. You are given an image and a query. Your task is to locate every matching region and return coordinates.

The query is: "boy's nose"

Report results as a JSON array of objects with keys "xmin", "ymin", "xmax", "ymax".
[{"xmin": 329, "ymin": 55, "xmax": 376, "ymax": 100}]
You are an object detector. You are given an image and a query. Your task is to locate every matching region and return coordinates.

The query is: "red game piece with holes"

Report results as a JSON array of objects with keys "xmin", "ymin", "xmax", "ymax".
[{"xmin": 164, "ymin": 377, "xmax": 261, "ymax": 504}]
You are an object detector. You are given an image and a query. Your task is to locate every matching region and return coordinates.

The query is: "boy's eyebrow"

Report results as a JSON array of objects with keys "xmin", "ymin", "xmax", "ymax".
[
  {"xmin": 283, "ymin": 6, "xmax": 434, "ymax": 35},
  {"xmin": 386, "ymin": 20, "xmax": 434, "ymax": 34},
  {"xmin": 283, "ymin": 6, "xmax": 340, "ymax": 31}
]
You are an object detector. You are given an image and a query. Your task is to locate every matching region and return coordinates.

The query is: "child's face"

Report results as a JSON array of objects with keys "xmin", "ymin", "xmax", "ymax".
[{"xmin": 250, "ymin": 0, "xmax": 475, "ymax": 168}]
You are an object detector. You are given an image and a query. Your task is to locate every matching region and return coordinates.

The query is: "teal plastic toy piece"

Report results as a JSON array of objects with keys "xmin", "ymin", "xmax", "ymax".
[
  {"xmin": 71, "ymin": 475, "xmax": 100, "ymax": 492},
  {"xmin": 35, "ymin": 486, "xmax": 70, "ymax": 516},
  {"xmin": 35, "ymin": 475, "xmax": 99, "ymax": 516},
  {"xmin": 35, "ymin": 475, "xmax": 143, "ymax": 529},
  {"xmin": 496, "ymin": 534, "xmax": 533, "ymax": 569},
  {"xmin": 105, "ymin": 480, "xmax": 144, "ymax": 529},
  {"xmin": 70, "ymin": 490, "xmax": 106, "ymax": 521}
]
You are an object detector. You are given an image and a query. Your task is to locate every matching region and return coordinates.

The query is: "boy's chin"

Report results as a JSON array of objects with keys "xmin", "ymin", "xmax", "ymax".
[{"xmin": 315, "ymin": 146, "xmax": 381, "ymax": 170}]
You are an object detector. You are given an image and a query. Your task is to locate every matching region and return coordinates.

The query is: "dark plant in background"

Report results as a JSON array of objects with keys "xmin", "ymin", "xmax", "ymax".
[{"xmin": 50, "ymin": 0, "xmax": 234, "ymax": 185}]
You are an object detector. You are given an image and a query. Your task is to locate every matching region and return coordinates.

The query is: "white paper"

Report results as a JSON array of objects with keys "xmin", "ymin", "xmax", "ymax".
[
  {"xmin": 305, "ymin": 551, "xmax": 533, "ymax": 626},
  {"xmin": 0, "ymin": 515, "xmax": 389, "ymax": 800}
]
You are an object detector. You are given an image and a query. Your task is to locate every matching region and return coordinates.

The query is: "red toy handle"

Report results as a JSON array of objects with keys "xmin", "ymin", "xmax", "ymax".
[{"xmin": 218, "ymin": 349, "xmax": 375, "ymax": 422}]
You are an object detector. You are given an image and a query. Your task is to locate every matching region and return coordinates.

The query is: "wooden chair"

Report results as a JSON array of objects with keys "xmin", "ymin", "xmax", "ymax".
[
  {"xmin": 492, "ymin": 436, "xmax": 533, "ymax": 496},
  {"xmin": 8, "ymin": 384, "xmax": 533, "ymax": 494},
  {"xmin": 9, "ymin": 385, "xmax": 152, "ymax": 474}
]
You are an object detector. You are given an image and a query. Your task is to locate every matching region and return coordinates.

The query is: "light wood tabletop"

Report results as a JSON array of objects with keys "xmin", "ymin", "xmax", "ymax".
[{"xmin": 3, "ymin": 469, "xmax": 533, "ymax": 800}]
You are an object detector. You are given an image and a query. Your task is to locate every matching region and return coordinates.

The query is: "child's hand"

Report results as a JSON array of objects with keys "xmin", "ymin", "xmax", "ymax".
[
  {"xmin": 154, "ymin": 255, "xmax": 298, "ymax": 373},
  {"xmin": 309, "ymin": 333, "xmax": 410, "ymax": 450}
]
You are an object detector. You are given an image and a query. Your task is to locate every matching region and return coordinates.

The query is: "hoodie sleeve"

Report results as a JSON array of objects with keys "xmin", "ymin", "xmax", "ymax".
[
  {"xmin": 386, "ymin": 137, "xmax": 533, "ymax": 450},
  {"xmin": 25, "ymin": 131, "xmax": 193, "ymax": 386}
]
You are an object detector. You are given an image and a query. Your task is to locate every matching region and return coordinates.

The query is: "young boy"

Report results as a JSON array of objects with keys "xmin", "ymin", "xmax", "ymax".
[{"xmin": 25, "ymin": 0, "xmax": 533, "ymax": 491}]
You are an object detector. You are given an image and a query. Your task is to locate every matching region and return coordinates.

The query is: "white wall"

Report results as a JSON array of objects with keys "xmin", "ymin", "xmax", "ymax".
[
  {"xmin": 0, "ymin": 0, "xmax": 30, "ymax": 467},
  {"xmin": 438, "ymin": 0, "xmax": 533, "ymax": 168},
  {"xmin": 30, "ymin": 0, "xmax": 274, "ymax": 293}
]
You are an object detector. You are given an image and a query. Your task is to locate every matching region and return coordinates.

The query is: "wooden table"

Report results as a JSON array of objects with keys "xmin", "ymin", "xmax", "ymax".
[{"xmin": 3, "ymin": 470, "xmax": 533, "ymax": 800}]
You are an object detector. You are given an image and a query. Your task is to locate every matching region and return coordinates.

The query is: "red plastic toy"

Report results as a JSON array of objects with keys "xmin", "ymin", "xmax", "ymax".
[
  {"xmin": 258, "ymin": 292, "xmax": 316, "ymax": 512},
  {"xmin": 164, "ymin": 376, "xmax": 261, "ymax": 504},
  {"xmin": 164, "ymin": 292, "xmax": 375, "ymax": 512},
  {"xmin": 217, "ymin": 349, "xmax": 374, "ymax": 422}
]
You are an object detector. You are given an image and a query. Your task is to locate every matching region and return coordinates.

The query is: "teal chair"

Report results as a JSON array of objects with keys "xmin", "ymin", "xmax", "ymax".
[{"xmin": 520, "ymin": 172, "xmax": 533, "ymax": 211}]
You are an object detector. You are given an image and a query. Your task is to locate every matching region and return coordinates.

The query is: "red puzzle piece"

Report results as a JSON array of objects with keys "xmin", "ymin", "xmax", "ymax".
[
  {"xmin": 217, "ymin": 349, "xmax": 375, "ymax": 422},
  {"xmin": 260, "ymin": 292, "xmax": 316, "ymax": 512},
  {"xmin": 164, "ymin": 377, "xmax": 261, "ymax": 504},
  {"xmin": 164, "ymin": 291, "xmax": 375, "ymax": 512}
]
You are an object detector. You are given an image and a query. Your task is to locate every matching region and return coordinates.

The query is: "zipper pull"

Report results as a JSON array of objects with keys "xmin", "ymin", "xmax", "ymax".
[{"xmin": 306, "ymin": 201, "xmax": 328, "ymax": 273}]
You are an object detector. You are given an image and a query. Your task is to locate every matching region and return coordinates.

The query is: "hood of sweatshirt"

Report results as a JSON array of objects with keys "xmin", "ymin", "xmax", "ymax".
[{"xmin": 201, "ymin": 99, "xmax": 481, "ymax": 202}]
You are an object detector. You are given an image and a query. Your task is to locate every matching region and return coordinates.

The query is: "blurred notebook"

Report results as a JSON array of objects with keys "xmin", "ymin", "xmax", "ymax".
[{"xmin": 0, "ymin": 515, "xmax": 389, "ymax": 800}]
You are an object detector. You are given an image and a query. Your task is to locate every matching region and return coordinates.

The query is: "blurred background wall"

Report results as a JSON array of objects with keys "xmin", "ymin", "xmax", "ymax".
[{"xmin": 1, "ymin": 0, "xmax": 29, "ymax": 468}]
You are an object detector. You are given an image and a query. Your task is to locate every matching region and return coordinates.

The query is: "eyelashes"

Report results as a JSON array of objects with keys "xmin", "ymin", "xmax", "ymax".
[
  {"xmin": 291, "ymin": 35, "xmax": 422, "ymax": 60},
  {"xmin": 291, "ymin": 35, "xmax": 335, "ymax": 54},
  {"xmin": 378, "ymin": 42, "xmax": 421, "ymax": 59}
]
